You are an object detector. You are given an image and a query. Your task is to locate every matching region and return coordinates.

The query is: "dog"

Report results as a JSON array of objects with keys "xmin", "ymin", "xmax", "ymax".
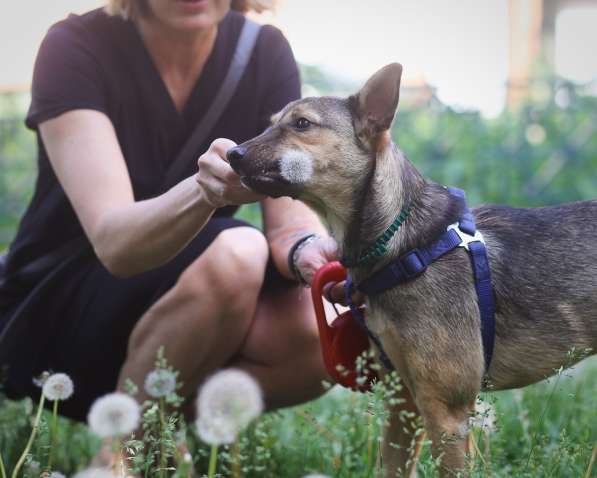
[{"xmin": 227, "ymin": 63, "xmax": 597, "ymax": 476}]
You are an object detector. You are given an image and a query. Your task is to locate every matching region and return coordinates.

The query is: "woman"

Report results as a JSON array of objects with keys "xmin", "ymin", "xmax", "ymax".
[{"xmin": 0, "ymin": 0, "xmax": 336, "ymax": 422}]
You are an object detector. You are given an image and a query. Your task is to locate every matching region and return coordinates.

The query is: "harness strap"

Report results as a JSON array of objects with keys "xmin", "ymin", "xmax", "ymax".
[
  {"xmin": 357, "ymin": 228, "xmax": 462, "ymax": 296},
  {"xmin": 348, "ymin": 187, "xmax": 497, "ymax": 373},
  {"xmin": 344, "ymin": 277, "xmax": 395, "ymax": 371},
  {"xmin": 467, "ymin": 241, "xmax": 496, "ymax": 370}
]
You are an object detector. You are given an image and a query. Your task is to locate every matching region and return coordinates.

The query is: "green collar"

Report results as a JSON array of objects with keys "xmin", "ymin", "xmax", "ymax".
[{"xmin": 341, "ymin": 205, "xmax": 412, "ymax": 268}]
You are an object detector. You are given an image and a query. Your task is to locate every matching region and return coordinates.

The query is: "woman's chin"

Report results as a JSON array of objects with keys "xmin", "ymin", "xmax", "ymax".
[
  {"xmin": 150, "ymin": 0, "xmax": 228, "ymax": 33},
  {"xmin": 166, "ymin": 14, "xmax": 218, "ymax": 32}
]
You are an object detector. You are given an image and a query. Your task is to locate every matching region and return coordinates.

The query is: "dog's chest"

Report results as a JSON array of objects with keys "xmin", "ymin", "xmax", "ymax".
[{"xmin": 365, "ymin": 300, "xmax": 394, "ymax": 335}]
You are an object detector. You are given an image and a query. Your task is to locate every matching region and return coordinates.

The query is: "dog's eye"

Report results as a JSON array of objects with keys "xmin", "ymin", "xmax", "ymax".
[{"xmin": 294, "ymin": 117, "xmax": 311, "ymax": 130}]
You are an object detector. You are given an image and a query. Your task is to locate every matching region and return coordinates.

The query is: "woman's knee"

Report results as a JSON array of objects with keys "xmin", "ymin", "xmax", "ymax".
[{"xmin": 177, "ymin": 226, "xmax": 269, "ymax": 308}]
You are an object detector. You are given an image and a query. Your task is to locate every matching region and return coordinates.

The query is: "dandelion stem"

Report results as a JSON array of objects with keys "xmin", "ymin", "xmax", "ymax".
[
  {"xmin": 11, "ymin": 392, "xmax": 46, "ymax": 478},
  {"xmin": 231, "ymin": 440, "xmax": 241, "ymax": 478},
  {"xmin": 207, "ymin": 443, "xmax": 219, "ymax": 478},
  {"xmin": 366, "ymin": 411, "xmax": 374, "ymax": 478},
  {"xmin": 584, "ymin": 441, "xmax": 597, "ymax": 478},
  {"xmin": 0, "ymin": 452, "xmax": 7, "ymax": 478},
  {"xmin": 47, "ymin": 399, "xmax": 59, "ymax": 471},
  {"xmin": 159, "ymin": 397, "xmax": 167, "ymax": 478}
]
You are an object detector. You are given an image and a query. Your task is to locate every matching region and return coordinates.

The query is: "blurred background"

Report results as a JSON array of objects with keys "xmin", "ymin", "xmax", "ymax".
[{"xmin": 1, "ymin": 0, "xmax": 597, "ymax": 249}]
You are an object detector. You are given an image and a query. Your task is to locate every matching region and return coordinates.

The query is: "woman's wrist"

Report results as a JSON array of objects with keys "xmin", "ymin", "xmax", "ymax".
[
  {"xmin": 287, "ymin": 234, "xmax": 320, "ymax": 285},
  {"xmin": 193, "ymin": 178, "xmax": 221, "ymax": 212}
]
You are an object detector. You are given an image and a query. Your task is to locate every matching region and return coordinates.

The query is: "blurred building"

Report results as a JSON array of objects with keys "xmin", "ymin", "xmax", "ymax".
[
  {"xmin": 400, "ymin": 74, "xmax": 439, "ymax": 109},
  {"xmin": 507, "ymin": 0, "xmax": 596, "ymax": 108}
]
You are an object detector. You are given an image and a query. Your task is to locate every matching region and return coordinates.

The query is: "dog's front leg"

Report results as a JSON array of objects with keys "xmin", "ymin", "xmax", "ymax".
[
  {"xmin": 381, "ymin": 384, "xmax": 424, "ymax": 478},
  {"xmin": 416, "ymin": 394, "xmax": 475, "ymax": 477}
]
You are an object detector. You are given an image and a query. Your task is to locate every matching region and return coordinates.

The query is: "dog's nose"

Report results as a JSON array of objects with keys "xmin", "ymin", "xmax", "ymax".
[{"xmin": 227, "ymin": 146, "xmax": 247, "ymax": 171}]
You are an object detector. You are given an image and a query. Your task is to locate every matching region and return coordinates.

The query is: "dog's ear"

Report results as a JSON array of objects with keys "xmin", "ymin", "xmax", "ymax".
[{"xmin": 350, "ymin": 63, "xmax": 402, "ymax": 147}]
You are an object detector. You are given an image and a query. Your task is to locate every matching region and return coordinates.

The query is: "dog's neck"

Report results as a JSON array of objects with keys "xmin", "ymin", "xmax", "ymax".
[
  {"xmin": 337, "ymin": 141, "xmax": 460, "ymax": 279},
  {"xmin": 339, "ymin": 142, "xmax": 422, "ymax": 265}
]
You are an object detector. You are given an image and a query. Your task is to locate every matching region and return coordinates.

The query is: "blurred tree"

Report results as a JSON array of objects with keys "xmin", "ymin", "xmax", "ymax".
[{"xmin": 394, "ymin": 76, "xmax": 597, "ymax": 207}]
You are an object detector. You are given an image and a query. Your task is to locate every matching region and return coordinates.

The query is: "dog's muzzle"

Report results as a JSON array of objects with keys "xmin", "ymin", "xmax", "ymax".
[
  {"xmin": 227, "ymin": 145, "xmax": 299, "ymax": 199},
  {"xmin": 227, "ymin": 145, "xmax": 248, "ymax": 174}
]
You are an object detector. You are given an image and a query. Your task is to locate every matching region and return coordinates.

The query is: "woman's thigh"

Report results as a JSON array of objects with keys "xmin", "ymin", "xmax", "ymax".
[
  {"xmin": 232, "ymin": 281, "xmax": 329, "ymax": 408},
  {"xmin": 41, "ymin": 216, "xmax": 255, "ymax": 421}
]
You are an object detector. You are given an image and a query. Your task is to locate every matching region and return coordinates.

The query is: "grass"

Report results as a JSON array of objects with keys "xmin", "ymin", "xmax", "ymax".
[{"xmin": 0, "ymin": 357, "xmax": 595, "ymax": 477}]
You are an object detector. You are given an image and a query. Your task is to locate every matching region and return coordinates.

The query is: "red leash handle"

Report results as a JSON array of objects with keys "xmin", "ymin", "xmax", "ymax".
[
  {"xmin": 310, "ymin": 261, "xmax": 347, "ymax": 376},
  {"xmin": 311, "ymin": 262, "xmax": 377, "ymax": 392}
]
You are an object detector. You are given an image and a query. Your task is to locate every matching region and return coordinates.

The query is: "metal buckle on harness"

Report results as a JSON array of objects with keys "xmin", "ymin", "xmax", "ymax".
[{"xmin": 447, "ymin": 223, "xmax": 485, "ymax": 251}]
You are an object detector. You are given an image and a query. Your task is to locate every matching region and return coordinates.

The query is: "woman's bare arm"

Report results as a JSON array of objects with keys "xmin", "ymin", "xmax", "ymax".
[
  {"xmin": 262, "ymin": 196, "xmax": 336, "ymax": 282},
  {"xmin": 40, "ymin": 109, "xmax": 261, "ymax": 277}
]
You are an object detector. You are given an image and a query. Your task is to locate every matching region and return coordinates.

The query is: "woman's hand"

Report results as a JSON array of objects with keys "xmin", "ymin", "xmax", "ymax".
[
  {"xmin": 293, "ymin": 236, "xmax": 339, "ymax": 286},
  {"xmin": 196, "ymin": 138, "xmax": 265, "ymax": 208},
  {"xmin": 294, "ymin": 236, "xmax": 366, "ymax": 306}
]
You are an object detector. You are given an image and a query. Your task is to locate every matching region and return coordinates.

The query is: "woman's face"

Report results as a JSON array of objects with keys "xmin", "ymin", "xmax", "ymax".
[{"xmin": 145, "ymin": 0, "xmax": 231, "ymax": 32}]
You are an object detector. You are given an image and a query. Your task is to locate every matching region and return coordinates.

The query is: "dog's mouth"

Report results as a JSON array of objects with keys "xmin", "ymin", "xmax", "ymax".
[{"xmin": 240, "ymin": 172, "xmax": 299, "ymax": 199}]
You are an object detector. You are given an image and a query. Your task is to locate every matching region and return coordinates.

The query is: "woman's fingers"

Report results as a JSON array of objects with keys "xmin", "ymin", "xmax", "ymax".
[
  {"xmin": 210, "ymin": 138, "xmax": 237, "ymax": 162},
  {"xmin": 196, "ymin": 138, "xmax": 265, "ymax": 207},
  {"xmin": 322, "ymin": 281, "xmax": 365, "ymax": 306},
  {"xmin": 294, "ymin": 236, "xmax": 339, "ymax": 285}
]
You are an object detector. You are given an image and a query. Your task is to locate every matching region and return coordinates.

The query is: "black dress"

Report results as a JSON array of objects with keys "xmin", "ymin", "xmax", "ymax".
[{"xmin": 0, "ymin": 8, "xmax": 300, "ymax": 421}]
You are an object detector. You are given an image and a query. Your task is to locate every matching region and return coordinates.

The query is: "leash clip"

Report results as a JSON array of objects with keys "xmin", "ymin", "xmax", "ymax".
[{"xmin": 447, "ymin": 222, "xmax": 485, "ymax": 251}]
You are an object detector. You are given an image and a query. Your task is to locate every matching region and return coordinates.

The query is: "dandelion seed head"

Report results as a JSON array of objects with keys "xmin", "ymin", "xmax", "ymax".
[
  {"xmin": 32, "ymin": 371, "xmax": 50, "ymax": 388},
  {"xmin": 49, "ymin": 472, "xmax": 67, "ymax": 478},
  {"xmin": 196, "ymin": 369, "xmax": 263, "ymax": 438},
  {"xmin": 196, "ymin": 415, "xmax": 237, "ymax": 445},
  {"xmin": 87, "ymin": 393, "xmax": 140, "ymax": 438},
  {"xmin": 27, "ymin": 461, "xmax": 40, "ymax": 474},
  {"xmin": 144, "ymin": 368, "xmax": 177, "ymax": 398},
  {"xmin": 42, "ymin": 373, "xmax": 74, "ymax": 401},
  {"xmin": 72, "ymin": 468, "xmax": 123, "ymax": 478}
]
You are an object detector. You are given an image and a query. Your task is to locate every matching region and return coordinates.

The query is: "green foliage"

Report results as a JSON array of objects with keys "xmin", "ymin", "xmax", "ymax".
[
  {"xmin": 0, "ymin": 355, "xmax": 595, "ymax": 477},
  {"xmin": 393, "ymin": 79, "xmax": 597, "ymax": 208},
  {"xmin": 0, "ymin": 93, "xmax": 35, "ymax": 250}
]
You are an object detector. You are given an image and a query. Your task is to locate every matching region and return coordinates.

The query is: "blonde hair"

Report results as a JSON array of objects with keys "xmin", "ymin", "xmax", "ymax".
[
  {"xmin": 105, "ymin": 0, "xmax": 276, "ymax": 20},
  {"xmin": 105, "ymin": 0, "xmax": 139, "ymax": 19}
]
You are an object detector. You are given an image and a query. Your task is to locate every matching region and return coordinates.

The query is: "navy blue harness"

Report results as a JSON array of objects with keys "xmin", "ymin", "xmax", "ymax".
[{"xmin": 344, "ymin": 187, "xmax": 496, "ymax": 375}]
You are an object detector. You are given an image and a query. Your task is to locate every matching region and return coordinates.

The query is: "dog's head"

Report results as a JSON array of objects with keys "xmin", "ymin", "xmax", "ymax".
[{"xmin": 228, "ymin": 63, "xmax": 402, "ymax": 212}]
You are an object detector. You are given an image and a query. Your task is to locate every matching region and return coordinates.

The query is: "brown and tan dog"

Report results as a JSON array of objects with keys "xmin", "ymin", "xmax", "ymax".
[{"xmin": 227, "ymin": 63, "xmax": 597, "ymax": 476}]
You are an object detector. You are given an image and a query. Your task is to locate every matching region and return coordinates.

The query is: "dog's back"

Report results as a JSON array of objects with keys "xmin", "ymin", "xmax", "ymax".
[{"xmin": 476, "ymin": 199, "xmax": 597, "ymax": 388}]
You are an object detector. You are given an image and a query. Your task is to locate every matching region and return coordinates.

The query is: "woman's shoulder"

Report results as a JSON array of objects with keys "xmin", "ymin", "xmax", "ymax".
[
  {"xmin": 42, "ymin": 8, "xmax": 129, "ymax": 54},
  {"xmin": 220, "ymin": 10, "xmax": 293, "ymax": 60},
  {"xmin": 26, "ymin": 8, "xmax": 131, "ymax": 130}
]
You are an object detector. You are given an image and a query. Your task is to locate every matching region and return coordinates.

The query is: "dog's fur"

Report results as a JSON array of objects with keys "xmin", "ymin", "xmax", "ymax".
[{"xmin": 228, "ymin": 64, "xmax": 597, "ymax": 476}]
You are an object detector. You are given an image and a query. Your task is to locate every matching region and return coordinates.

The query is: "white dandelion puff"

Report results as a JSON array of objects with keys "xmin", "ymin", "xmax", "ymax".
[
  {"xmin": 279, "ymin": 149, "xmax": 314, "ymax": 184},
  {"xmin": 32, "ymin": 371, "xmax": 50, "ymax": 388},
  {"xmin": 87, "ymin": 393, "xmax": 140, "ymax": 438},
  {"xmin": 42, "ymin": 373, "xmax": 74, "ymax": 401},
  {"xmin": 144, "ymin": 368, "xmax": 177, "ymax": 398},
  {"xmin": 72, "ymin": 468, "xmax": 123, "ymax": 478},
  {"xmin": 196, "ymin": 415, "xmax": 237, "ymax": 445},
  {"xmin": 49, "ymin": 472, "xmax": 67, "ymax": 478},
  {"xmin": 27, "ymin": 461, "xmax": 40, "ymax": 474},
  {"xmin": 196, "ymin": 369, "xmax": 263, "ymax": 441}
]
